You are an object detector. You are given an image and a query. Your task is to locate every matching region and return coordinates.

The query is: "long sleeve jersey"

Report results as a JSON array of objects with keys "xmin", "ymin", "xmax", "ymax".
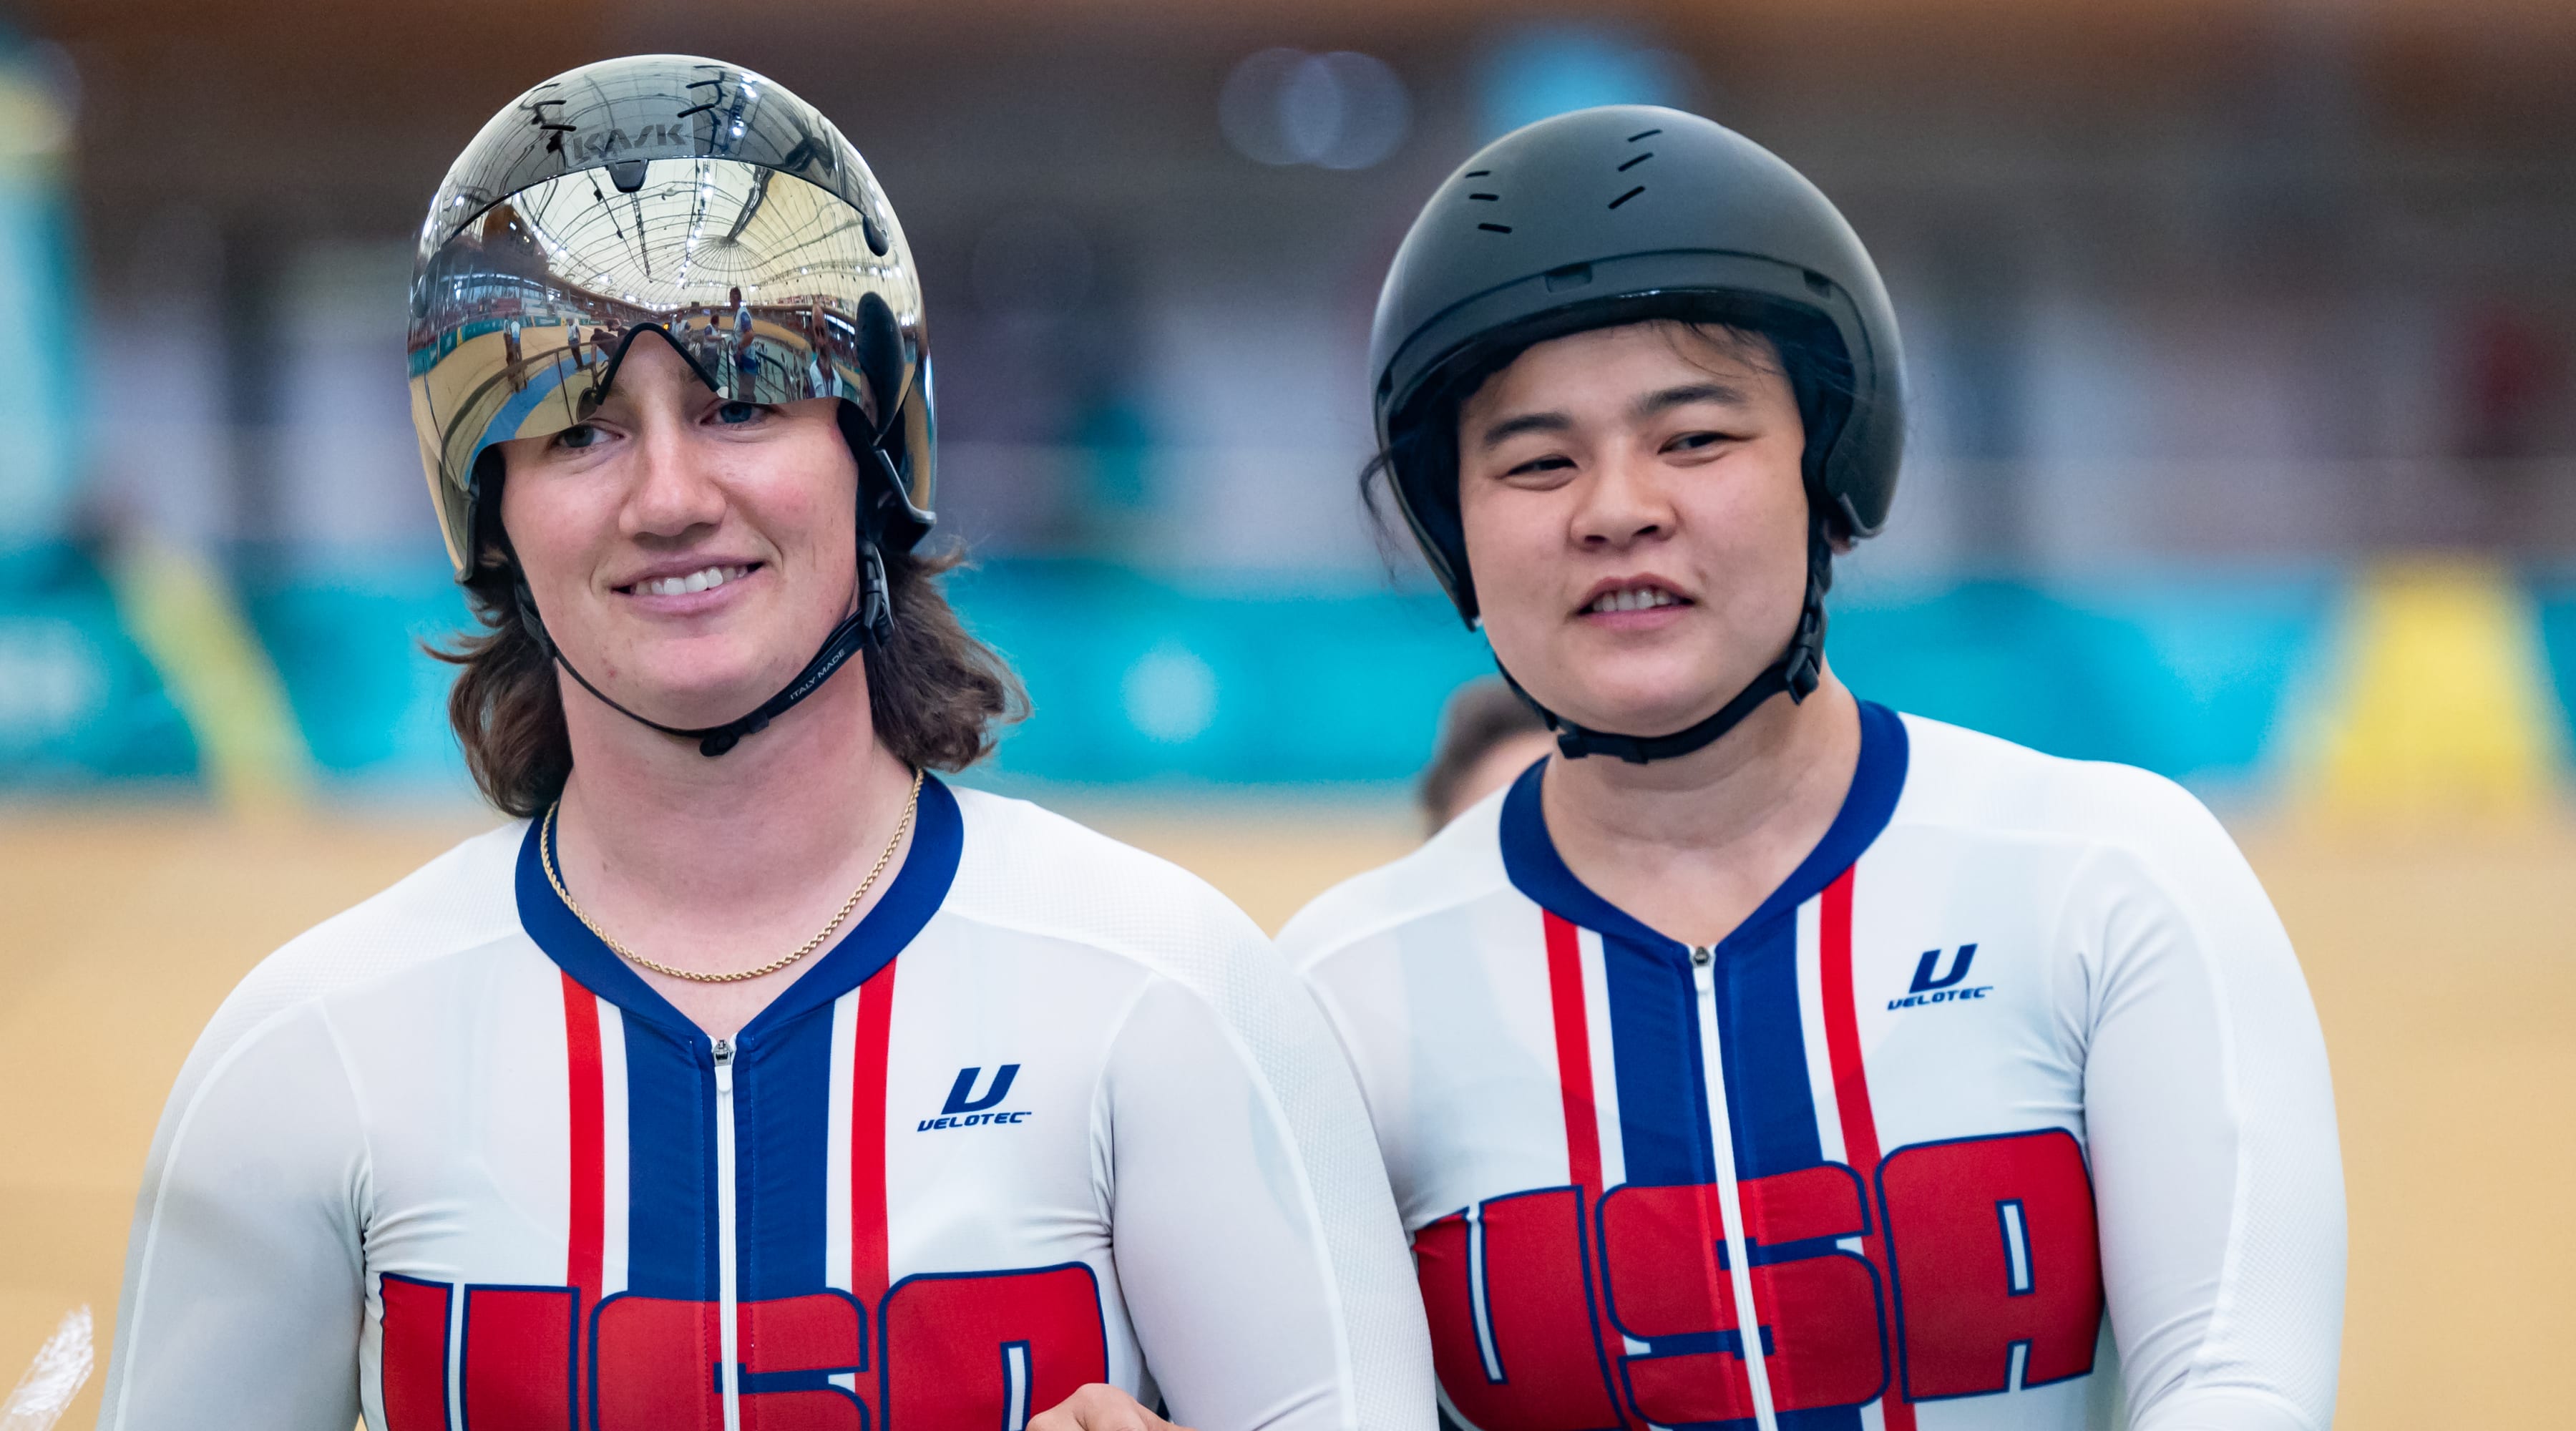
[
  {"xmin": 1280, "ymin": 703, "xmax": 2344, "ymax": 1431},
  {"xmin": 104, "ymin": 777, "xmax": 1435, "ymax": 1431}
]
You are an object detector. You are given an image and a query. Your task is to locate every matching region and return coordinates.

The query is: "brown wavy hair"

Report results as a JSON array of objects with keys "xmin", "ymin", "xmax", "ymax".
[{"xmin": 435, "ymin": 542, "xmax": 1027, "ymax": 817}]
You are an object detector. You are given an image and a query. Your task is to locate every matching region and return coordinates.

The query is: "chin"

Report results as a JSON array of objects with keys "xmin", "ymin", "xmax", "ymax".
[
  {"xmin": 621, "ymin": 645, "xmax": 794, "ymax": 725},
  {"xmin": 1543, "ymin": 661, "xmax": 1726, "ymax": 736}
]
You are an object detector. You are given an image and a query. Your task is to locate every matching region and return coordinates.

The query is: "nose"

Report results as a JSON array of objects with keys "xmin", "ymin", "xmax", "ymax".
[
  {"xmin": 1571, "ymin": 448, "xmax": 1675, "ymax": 552},
  {"xmin": 620, "ymin": 408, "xmax": 728, "ymax": 543}
]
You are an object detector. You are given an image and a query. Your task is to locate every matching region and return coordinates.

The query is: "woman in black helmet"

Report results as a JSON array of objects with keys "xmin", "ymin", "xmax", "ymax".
[
  {"xmin": 1282, "ymin": 107, "xmax": 2344, "ymax": 1431},
  {"xmin": 102, "ymin": 56, "xmax": 1430, "ymax": 1431}
]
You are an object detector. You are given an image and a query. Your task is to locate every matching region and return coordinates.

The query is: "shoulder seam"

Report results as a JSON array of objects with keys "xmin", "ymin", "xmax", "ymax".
[
  {"xmin": 1284, "ymin": 866, "xmax": 1515, "ymax": 977},
  {"xmin": 109, "ymin": 993, "xmax": 351, "ymax": 1425},
  {"xmin": 313, "ymin": 1002, "xmax": 382, "ymax": 1239},
  {"xmin": 1106, "ymin": 973, "xmax": 1364, "ymax": 1420},
  {"xmin": 1085, "ymin": 972, "xmax": 1168, "ymax": 1225},
  {"xmin": 2053, "ymin": 831, "xmax": 2263, "ymax": 1405},
  {"xmin": 937, "ymin": 904, "xmax": 1263, "ymax": 975}
]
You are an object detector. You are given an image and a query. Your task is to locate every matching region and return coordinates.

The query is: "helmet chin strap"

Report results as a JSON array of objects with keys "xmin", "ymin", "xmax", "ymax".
[
  {"xmin": 1501, "ymin": 512, "xmax": 1831, "ymax": 766},
  {"xmin": 512, "ymin": 539, "xmax": 895, "ymax": 758}
]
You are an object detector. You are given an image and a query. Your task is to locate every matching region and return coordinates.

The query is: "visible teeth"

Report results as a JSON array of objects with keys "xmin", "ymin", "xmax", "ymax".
[
  {"xmin": 1591, "ymin": 587, "xmax": 1679, "ymax": 614},
  {"xmin": 637, "ymin": 565, "xmax": 747, "ymax": 597}
]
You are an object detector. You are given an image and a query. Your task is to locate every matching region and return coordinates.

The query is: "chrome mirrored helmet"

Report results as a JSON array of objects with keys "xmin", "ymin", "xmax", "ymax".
[
  {"xmin": 409, "ymin": 53, "xmax": 935, "ymax": 581},
  {"xmin": 409, "ymin": 54, "xmax": 935, "ymax": 758}
]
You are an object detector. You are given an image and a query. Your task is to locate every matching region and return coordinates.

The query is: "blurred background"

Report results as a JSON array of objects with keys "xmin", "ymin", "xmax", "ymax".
[{"xmin": 1, "ymin": 0, "xmax": 2570, "ymax": 1424}]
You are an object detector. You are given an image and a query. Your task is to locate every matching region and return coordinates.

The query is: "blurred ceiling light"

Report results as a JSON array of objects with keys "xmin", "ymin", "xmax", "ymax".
[
  {"xmin": 1221, "ymin": 48, "xmax": 1410, "ymax": 171},
  {"xmin": 1477, "ymin": 23, "xmax": 1700, "ymax": 140},
  {"xmin": 1123, "ymin": 641, "xmax": 1219, "ymax": 744},
  {"xmin": 0, "ymin": 41, "xmax": 76, "ymax": 162}
]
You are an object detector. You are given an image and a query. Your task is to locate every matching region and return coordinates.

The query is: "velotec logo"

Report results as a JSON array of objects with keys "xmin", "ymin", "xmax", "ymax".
[
  {"xmin": 918, "ymin": 1064, "xmax": 1030, "ymax": 1131},
  {"xmin": 1889, "ymin": 944, "xmax": 1993, "ymax": 1010}
]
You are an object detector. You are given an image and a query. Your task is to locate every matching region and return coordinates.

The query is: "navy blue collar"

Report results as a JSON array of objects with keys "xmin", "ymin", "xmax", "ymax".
[
  {"xmin": 1498, "ymin": 699, "xmax": 1910, "ymax": 953},
  {"xmin": 517, "ymin": 773, "xmax": 963, "ymax": 1050}
]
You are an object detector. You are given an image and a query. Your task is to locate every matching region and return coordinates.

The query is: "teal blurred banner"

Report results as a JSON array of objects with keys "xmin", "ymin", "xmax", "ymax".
[
  {"xmin": 14, "ymin": 550, "xmax": 2575, "ymax": 800},
  {"xmin": 0, "ymin": 545, "xmax": 196, "ymax": 786}
]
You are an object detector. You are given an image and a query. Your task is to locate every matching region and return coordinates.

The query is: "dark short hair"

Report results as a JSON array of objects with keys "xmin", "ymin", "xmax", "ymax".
[
  {"xmin": 1419, "ymin": 676, "xmax": 1550, "ymax": 829},
  {"xmin": 434, "ymin": 542, "xmax": 1026, "ymax": 817}
]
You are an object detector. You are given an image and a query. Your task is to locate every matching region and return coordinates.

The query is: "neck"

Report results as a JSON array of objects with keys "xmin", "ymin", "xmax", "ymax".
[
  {"xmin": 1540, "ymin": 665, "xmax": 1862, "ymax": 946},
  {"xmin": 552, "ymin": 657, "xmax": 912, "ymax": 950}
]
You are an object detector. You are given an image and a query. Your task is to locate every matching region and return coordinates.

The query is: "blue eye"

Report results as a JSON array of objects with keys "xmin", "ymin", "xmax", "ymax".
[
  {"xmin": 552, "ymin": 423, "xmax": 604, "ymax": 451},
  {"xmin": 715, "ymin": 401, "xmax": 766, "ymax": 425}
]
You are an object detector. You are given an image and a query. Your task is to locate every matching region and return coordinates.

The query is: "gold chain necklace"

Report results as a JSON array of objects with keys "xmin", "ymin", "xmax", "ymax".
[{"xmin": 540, "ymin": 768, "xmax": 922, "ymax": 984}]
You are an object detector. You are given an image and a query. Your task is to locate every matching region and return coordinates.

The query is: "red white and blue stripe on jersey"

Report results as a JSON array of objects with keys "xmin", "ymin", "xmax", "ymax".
[
  {"xmin": 1413, "ymin": 703, "xmax": 2106, "ymax": 1431},
  {"xmin": 374, "ymin": 776, "xmax": 1113, "ymax": 1431}
]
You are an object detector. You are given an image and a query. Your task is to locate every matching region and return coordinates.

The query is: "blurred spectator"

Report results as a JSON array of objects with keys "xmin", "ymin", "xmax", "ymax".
[
  {"xmin": 1419, "ymin": 676, "xmax": 1556, "ymax": 833},
  {"xmin": 2457, "ymin": 306, "xmax": 2567, "ymax": 461}
]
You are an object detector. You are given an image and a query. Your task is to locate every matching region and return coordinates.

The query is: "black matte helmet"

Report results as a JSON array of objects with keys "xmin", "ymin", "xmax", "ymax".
[{"xmin": 1369, "ymin": 104, "xmax": 1907, "ymax": 763}]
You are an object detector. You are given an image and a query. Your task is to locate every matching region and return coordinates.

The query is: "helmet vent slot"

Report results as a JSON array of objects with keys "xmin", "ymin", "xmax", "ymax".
[
  {"xmin": 1626, "ymin": 128, "xmax": 1662, "ymax": 142},
  {"xmin": 1617, "ymin": 152, "xmax": 1653, "ymax": 172},
  {"xmin": 1468, "ymin": 192, "xmax": 1500, "ymax": 201},
  {"xmin": 1464, "ymin": 169, "xmax": 1491, "ymax": 177},
  {"xmin": 1608, "ymin": 185, "xmax": 1644, "ymax": 210},
  {"xmin": 1478, "ymin": 223, "xmax": 1513, "ymax": 234}
]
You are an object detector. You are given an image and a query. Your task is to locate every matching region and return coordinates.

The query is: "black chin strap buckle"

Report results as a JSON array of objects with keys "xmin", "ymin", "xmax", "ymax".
[
  {"xmin": 696, "ymin": 722, "xmax": 757, "ymax": 758},
  {"xmin": 859, "ymin": 539, "xmax": 894, "ymax": 649}
]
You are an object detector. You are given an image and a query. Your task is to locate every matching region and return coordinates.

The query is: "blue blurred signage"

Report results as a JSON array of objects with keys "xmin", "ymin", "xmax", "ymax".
[{"xmin": 0, "ymin": 31, "xmax": 84, "ymax": 553}]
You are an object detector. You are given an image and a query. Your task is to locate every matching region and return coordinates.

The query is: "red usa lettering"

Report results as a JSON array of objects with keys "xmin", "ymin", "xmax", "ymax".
[
  {"xmin": 1413, "ymin": 1130, "xmax": 2102, "ymax": 1427},
  {"xmin": 379, "ymin": 1264, "xmax": 1108, "ymax": 1431}
]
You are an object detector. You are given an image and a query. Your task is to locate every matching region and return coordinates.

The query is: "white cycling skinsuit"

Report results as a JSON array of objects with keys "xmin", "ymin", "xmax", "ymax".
[
  {"xmin": 1284, "ymin": 703, "xmax": 2344, "ymax": 1431},
  {"xmin": 107, "ymin": 777, "xmax": 1436, "ymax": 1430}
]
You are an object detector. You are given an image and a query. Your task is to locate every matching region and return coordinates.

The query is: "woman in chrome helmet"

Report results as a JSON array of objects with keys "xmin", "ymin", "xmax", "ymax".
[{"xmin": 102, "ymin": 55, "xmax": 1433, "ymax": 1431}]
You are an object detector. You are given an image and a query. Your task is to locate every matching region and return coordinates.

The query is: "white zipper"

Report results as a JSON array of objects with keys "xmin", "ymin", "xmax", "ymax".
[
  {"xmin": 1689, "ymin": 947, "xmax": 1778, "ymax": 1431},
  {"xmin": 713, "ymin": 1037, "xmax": 742, "ymax": 1431}
]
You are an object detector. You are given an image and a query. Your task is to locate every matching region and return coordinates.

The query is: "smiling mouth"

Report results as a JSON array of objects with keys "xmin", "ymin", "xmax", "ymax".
[
  {"xmin": 1584, "ymin": 585, "xmax": 1688, "ymax": 615},
  {"xmin": 620, "ymin": 563, "xmax": 759, "ymax": 597}
]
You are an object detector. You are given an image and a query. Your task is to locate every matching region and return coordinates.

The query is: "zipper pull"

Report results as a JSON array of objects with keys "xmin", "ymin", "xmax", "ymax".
[
  {"xmin": 712, "ymin": 1037, "xmax": 735, "ymax": 1068},
  {"xmin": 1690, "ymin": 945, "xmax": 1712, "ymax": 967}
]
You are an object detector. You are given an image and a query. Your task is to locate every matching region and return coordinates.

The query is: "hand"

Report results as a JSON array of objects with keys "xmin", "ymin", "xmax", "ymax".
[{"xmin": 1027, "ymin": 1382, "xmax": 1195, "ymax": 1431}]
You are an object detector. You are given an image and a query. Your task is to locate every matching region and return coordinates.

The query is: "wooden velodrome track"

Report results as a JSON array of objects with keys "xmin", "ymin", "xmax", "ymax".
[{"xmin": 3, "ymin": 799, "xmax": 2567, "ymax": 1427}]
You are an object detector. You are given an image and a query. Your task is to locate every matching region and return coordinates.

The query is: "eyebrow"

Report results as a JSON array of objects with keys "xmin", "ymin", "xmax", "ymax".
[
  {"xmin": 1631, "ymin": 381, "xmax": 1753, "ymax": 419},
  {"xmin": 1475, "ymin": 410, "xmax": 1574, "ymax": 449}
]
